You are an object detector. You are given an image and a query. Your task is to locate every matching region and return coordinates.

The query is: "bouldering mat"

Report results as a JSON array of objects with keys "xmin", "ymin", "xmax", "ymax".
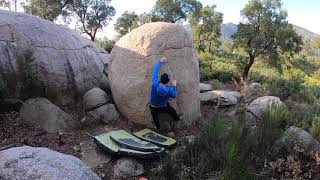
[
  {"xmin": 134, "ymin": 128, "xmax": 176, "ymax": 148},
  {"xmin": 109, "ymin": 130, "xmax": 161, "ymax": 152},
  {"xmin": 94, "ymin": 132, "xmax": 164, "ymax": 159}
]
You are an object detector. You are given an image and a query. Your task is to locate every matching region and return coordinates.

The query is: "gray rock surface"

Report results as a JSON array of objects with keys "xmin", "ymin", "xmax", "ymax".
[
  {"xmin": 0, "ymin": 10, "xmax": 109, "ymax": 105},
  {"xmin": 113, "ymin": 158, "xmax": 144, "ymax": 178},
  {"xmin": 109, "ymin": 22, "xmax": 200, "ymax": 127},
  {"xmin": 83, "ymin": 88, "xmax": 110, "ymax": 111},
  {"xmin": 19, "ymin": 97, "xmax": 77, "ymax": 132},
  {"xmin": 86, "ymin": 103, "xmax": 120, "ymax": 124},
  {"xmin": 275, "ymin": 126, "xmax": 320, "ymax": 154},
  {"xmin": 0, "ymin": 146, "xmax": 100, "ymax": 180},
  {"xmin": 200, "ymin": 90, "xmax": 240, "ymax": 106}
]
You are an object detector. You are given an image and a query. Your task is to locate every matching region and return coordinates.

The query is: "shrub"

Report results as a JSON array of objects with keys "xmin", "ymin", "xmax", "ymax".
[
  {"xmin": 149, "ymin": 115, "xmax": 226, "ymax": 179},
  {"xmin": 221, "ymin": 118, "xmax": 256, "ymax": 180},
  {"xmin": 198, "ymin": 52, "xmax": 241, "ymax": 82},
  {"xmin": 287, "ymin": 102, "xmax": 320, "ymax": 130},
  {"xmin": 309, "ymin": 117, "xmax": 320, "ymax": 141},
  {"xmin": 304, "ymin": 71, "xmax": 320, "ymax": 98},
  {"xmin": 17, "ymin": 48, "xmax": 46, "ymax": 99},
  {"xmin": 256, "ymin": 105, "xmax": 290, "ymax": 154}
]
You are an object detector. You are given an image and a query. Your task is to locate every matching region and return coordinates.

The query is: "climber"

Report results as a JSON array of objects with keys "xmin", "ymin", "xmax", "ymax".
[{"xmin": 149, "ymin": 57, "xmax": 180, "ymax": 130}]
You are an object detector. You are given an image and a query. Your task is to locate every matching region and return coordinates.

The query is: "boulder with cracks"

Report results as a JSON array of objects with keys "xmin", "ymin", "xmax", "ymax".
[{"xmin": 0, "ymin": 10, "xmax": 110, "ymax": 106}]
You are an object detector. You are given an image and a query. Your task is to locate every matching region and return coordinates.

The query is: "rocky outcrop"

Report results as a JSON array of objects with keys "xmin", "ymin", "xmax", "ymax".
[
  {"xmin": 274, "ymin": 126, "xmax": 320, "ymax": 154},
  {"xmin": 113, "ymin": 158, "xmax": 144, "ymax": 178},
  {"xmin": 200, "ymin": 90, "xmax": 240, "ymax": 106},
  {"xmin": 109, "ymin": 22, "xmax": 200, "ymax": 127},
  {"xmin": 0, "ymin": 10, "xmax": 109, "ymax": 105},
  {"xmin": 0, "ymin": 146, "xmax": 100, "ymax": 180},
  {"xmin": 19, "ymin": 97, "xmax": 77, "ymax": 133},
  {"xmin": 82, "ymin": 88, "xmax": 110, "ymax": 111}
]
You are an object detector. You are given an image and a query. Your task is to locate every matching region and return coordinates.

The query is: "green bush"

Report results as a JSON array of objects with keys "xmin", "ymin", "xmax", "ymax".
[
  {"xmin": 221, "ymin": 119, "xmax": 256, "ymax": 180},
  {"xmin": 287, "ymin": 101, "xmax": 320, "ymax": 130},
  {"xmin": 150, "ymin": 115, "xmax": 226, "ymax": 179},
  {"xmin": 198, "ymin": 52, "xmax": 241, "ymax": 82},
  {"xmin": 304, "ymin": 71, "xmax": 320, "ymax": 98},
  {"xmin": 309, "ymin": 117, "xmax": 320, "ymax": 141},
  {"xmin": 17, "ymin": 48, "xmax": 46, "ymax": 99},
  {"xmin": 256, "ymin": 105, "xmax": 290, "ymax": 154}
]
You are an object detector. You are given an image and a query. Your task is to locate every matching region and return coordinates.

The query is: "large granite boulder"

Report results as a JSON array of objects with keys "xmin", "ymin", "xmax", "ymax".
[
  {"xmin": 0, "ymin": 10, "xmax": 109, "ymax": 105},
  {"xmin": 19, "ymin": 97, "xmax": 78, "ymax": 133},
  {"xmin": 0, "ymin": 146, "xmax": 100, "ymax": 180},
  {"xmin": 108, "ymin": 22, "xmax": 200, "ymax": 126}
]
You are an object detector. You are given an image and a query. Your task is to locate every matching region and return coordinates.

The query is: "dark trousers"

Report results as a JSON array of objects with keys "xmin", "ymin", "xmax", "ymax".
[{"xmin": 149, "ymin": 103, "xmax": 180, "ymax": 130}]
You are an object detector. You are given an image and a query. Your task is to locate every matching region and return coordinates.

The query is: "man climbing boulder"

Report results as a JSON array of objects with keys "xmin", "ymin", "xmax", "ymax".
[
  {"xmin": 149, "ymin": 57, "xmax": 181, "ymax": 130},
  {"xmin": 108, "ymin": 22, "xmax": 200, "ymax": 127}
]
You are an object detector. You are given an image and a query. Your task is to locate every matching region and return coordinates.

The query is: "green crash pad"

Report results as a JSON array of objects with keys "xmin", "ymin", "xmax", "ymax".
[
  {"xmin": 94, "ymin": 132, "xmax": 164, "ymax": 159},
  {"xmin": 134, "ymin": 129, "xmax": 176, "ymax": 148},
  {"xmin": 109, "ymin": 130, "xmax": 161, "ymax": 152}
]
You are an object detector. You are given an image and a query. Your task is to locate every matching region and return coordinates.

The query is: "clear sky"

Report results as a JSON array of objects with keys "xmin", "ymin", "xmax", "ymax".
[{"xmin": 101, "ymin": 0, "xmax": 320, "ymax": 40}]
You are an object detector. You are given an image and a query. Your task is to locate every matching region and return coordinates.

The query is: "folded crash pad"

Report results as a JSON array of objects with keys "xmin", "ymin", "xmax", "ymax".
[
  {"xmin": 134, "ymin": 129, "xmax": 176, "ymax": 148},
  {"xmin": 109, "ymin": 130, "xmax": 161, "ymax": 152},
  {"xmin": 94, "ymin": 132, "xmax": 164, "ymax": 159}
]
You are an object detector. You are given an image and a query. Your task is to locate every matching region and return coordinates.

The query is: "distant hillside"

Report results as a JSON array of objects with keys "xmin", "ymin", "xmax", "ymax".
[
  {"xmin": 293, "ymin": 25, "xmax": 320, "ymax": 42},
  {"xmin": 221, "ymin": 23, "xmax": 319, "ymax": 42},
  {"xmin": 221, "ymin": 23, "xmax": 238, "ymax": 41}
]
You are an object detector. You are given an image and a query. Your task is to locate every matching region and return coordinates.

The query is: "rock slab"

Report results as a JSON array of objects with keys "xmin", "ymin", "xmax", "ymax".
[
  {"xmin": 0, "ymin": 146, "xmax": 100, "ymax": 180},
  {"xmin": 109, "ymin": 22, "xmax": 200, "ymax": 126},
  {"xmin": 200, "ymin": 90, "xmax": 240, "ymax": 106}
]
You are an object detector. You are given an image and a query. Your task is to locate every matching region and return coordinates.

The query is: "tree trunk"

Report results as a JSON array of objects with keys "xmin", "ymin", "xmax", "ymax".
[
  {"xmin": 209, "ymin": 41, "xmax": 212, "ymax": 53},
  {"xmin": 90, "ymin": 35, "xmax": 95, "ymax": 42},
  {"xmin": 242, "ymin": 53, "xmax": 255, "ymax": 80}
]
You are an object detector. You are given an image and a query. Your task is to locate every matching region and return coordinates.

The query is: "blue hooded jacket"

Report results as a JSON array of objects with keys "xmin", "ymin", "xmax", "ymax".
[{"xmin": 150, "ymin": 61, "xmax": 177, "ymax": 107}]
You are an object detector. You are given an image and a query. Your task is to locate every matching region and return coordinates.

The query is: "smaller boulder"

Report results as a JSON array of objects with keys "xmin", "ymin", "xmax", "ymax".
[
  {"xmin": 19, "ymin": 98, "xmax": 77, "ymax": 133},
  {"xmin": 246, "ymin": 96, "xmax": 283, "ymax": 119},
  {"xmin": 199, "ymin": 83, "xmax": 213, "ymax": 92},
  {"xmin": 79, "ymin": 140, "xmax": 111, "ymax": 170},
  {"xmin": 83, "ymin": 88, "xmax": 110, "ymax": 111},
  {"xmin": 274, "ymin": 126, "xmax": 320, "ymax": 154},
  {"xmin": 86, "ymin": 104, "xmax": 120, "ymax": 124},
  {"xmin": 200, "ymin": 90, "xmax": 240, "ymax": 106},
  {"xmin": 113, "ymin": 158, "xmax": 144, "ymax": 178},
  {"xmin": 0, "ymin": 146, "xmax": 100, "ymax": 180}
]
